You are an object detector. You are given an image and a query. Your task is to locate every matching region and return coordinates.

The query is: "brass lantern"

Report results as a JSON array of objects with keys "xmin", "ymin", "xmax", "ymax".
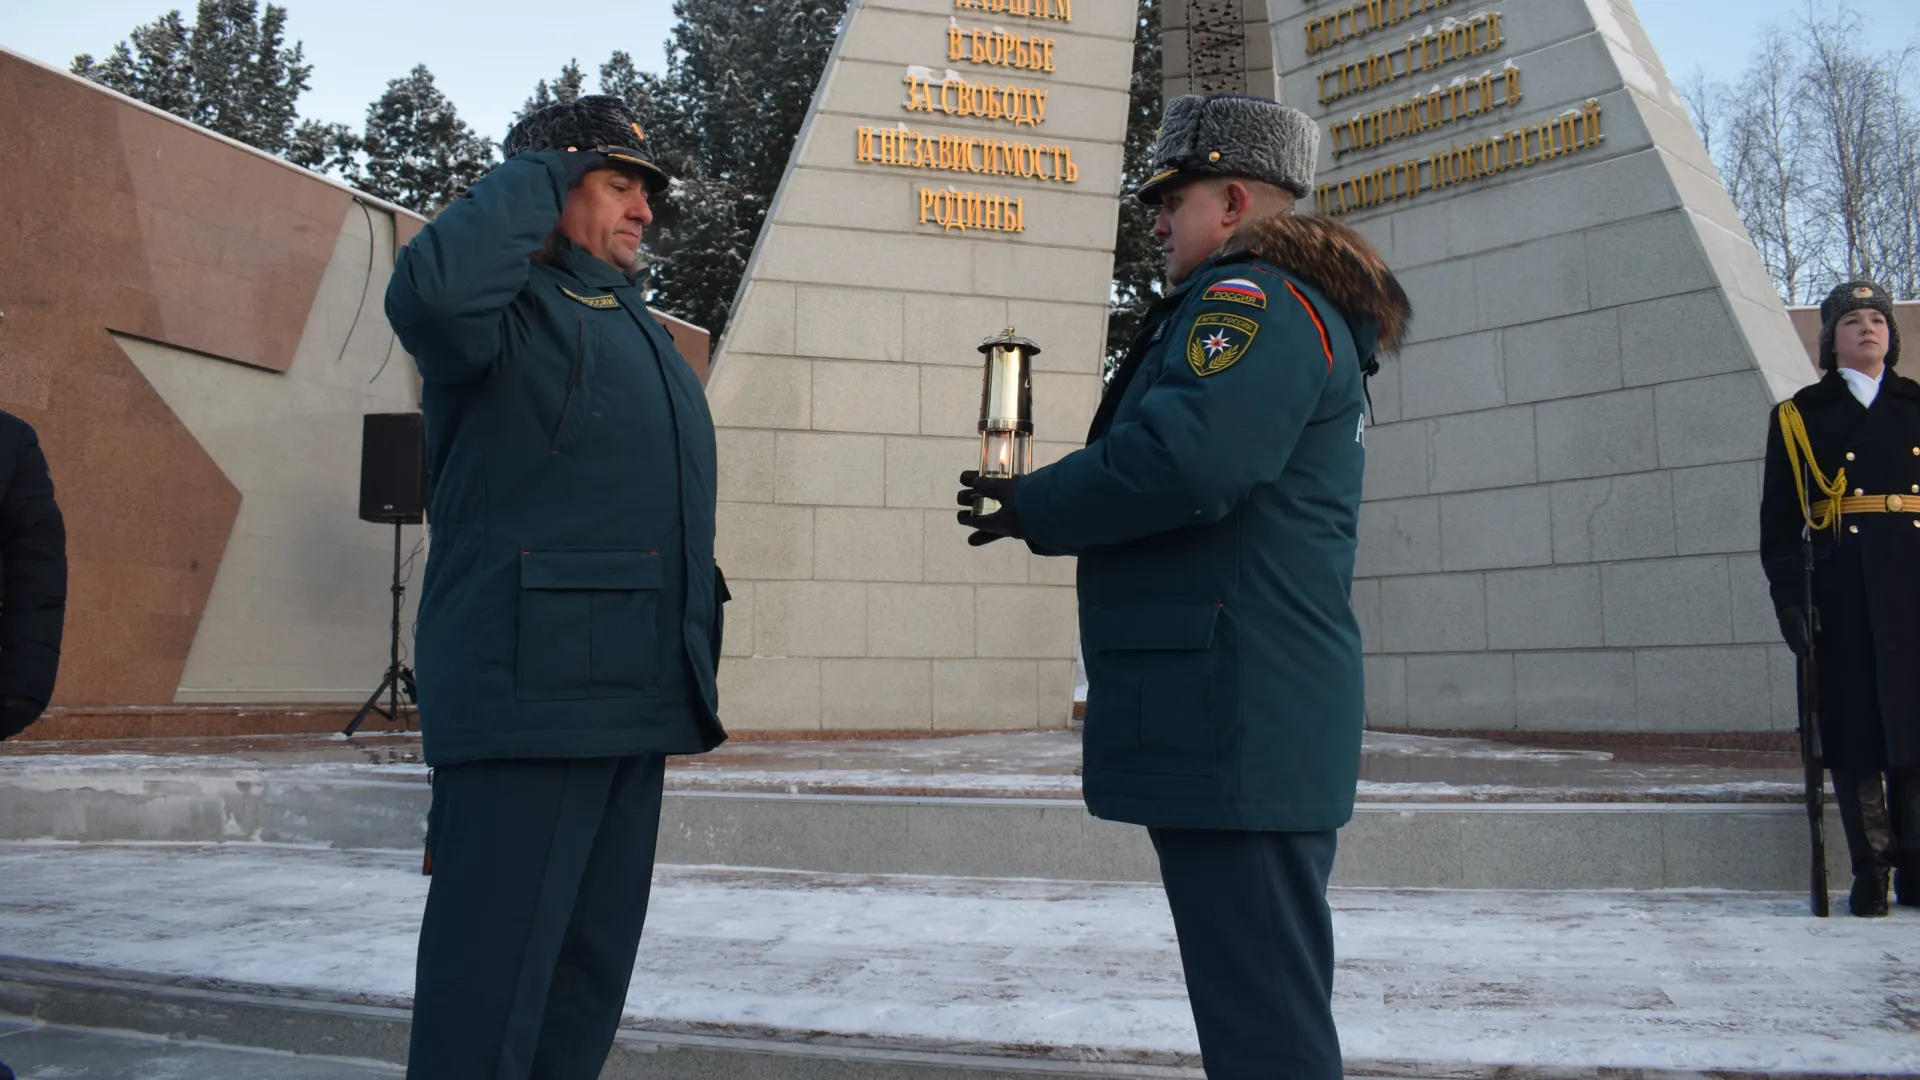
[{"xmin": 975, "ymin": 328, "xmax": 1039, "ymax": 515}]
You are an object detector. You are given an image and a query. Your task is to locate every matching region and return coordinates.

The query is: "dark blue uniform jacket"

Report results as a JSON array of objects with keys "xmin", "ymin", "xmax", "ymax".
[
  {"xmin": 1020, "ymin": 213, "xmax": 1409, "ymax": 832},
  {"xmin": 386, "ymin": 151, "xmax": 724, "ymax": 766}
]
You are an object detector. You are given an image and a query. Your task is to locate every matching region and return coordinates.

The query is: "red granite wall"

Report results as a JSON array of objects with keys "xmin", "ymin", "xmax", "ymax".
[
  {"xmin": 0, "ymin": 51, "xmax": 348, "ymax": 706},
  {"xmin": 1, "ymin": 52, "xmax": 710, "ymax": 731}
]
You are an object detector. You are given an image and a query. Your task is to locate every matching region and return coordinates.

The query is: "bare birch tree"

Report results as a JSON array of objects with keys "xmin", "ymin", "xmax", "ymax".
[
  {"xmin": 1801, "ymin": 7, "xmax": 1888, "ymax": 282},
  {"xmin": 1683, "ymin": 4, "xmax": 1920, "ymax": 302},
  {"xmin": 1738, "ymin": 30, "xmax": 1819, "ymax": 303},
  {"xmin": 1871, "ymin": 79, "xmax": 1920, "ymax": 298}
]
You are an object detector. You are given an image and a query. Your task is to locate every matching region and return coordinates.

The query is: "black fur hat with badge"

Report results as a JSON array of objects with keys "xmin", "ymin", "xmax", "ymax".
[
  {"xmin": 502, "ymin": 95, "xmax": 671, "ymax": 194},
  {"xmin": 1818, "ymin": 279, "xmax": 1900, "ymax": 372}
]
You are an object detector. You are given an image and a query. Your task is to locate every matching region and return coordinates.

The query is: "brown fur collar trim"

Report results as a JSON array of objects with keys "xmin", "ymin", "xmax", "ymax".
[{"xmin": 1234, "ymin": 212, "xmax": 1411, "ymax": 354}]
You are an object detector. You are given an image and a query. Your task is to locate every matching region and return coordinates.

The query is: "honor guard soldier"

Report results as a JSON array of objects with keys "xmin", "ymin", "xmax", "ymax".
[
  {"xmin": 385, "ymin": 97, "xmax": 728, "ymax": 1078},
  {"xmin": 958, "ymin": 94, "xmax": 1411, "ymax": 1078},
  {"xmin": 1762, "ymin": 280, "xmax": 1920, "ymax": 917}
]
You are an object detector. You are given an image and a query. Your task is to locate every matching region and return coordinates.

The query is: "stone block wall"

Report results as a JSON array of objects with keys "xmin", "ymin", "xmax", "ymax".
[
  {"xmin": 1270, "ymin": 0, "xmax": 1811, "ymax": 734},
  {"xmin": 707, "ymin": 0, "xmax": 1136, "ymax": 731}
]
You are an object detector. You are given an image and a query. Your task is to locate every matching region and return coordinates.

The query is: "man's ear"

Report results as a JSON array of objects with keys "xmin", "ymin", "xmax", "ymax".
[{"xmin": 1220, "ymin": 179, "xmax": 1252, "ymax": 227}]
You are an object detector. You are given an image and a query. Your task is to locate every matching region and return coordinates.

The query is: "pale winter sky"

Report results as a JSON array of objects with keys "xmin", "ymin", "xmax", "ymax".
[{"xmin": 4, "ymin": 0, "xmax": 1918, "ymax": 145}]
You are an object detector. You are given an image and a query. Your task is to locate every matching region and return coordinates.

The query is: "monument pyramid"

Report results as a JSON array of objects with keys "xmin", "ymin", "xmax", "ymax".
[
  {"xmin": 1172, "ymin": 0, "xmax": 1812, "ymax": 737},
  {"xmin": 704, "ymin": 0, "xmax": 1139, "ymax": 731},
  {"xmin": 711, "ymin": 0, "xmax": 1812, "ymax": 737}
]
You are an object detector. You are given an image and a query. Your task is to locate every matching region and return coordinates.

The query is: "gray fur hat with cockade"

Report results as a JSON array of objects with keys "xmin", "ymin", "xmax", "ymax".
[
  {"xmin": 1135, "ymin": 93, "xmax": 1319, "ymax": 205},
  {"xmin": 503, "ymin": 94, "xmax": 671, "ymax": 193}
]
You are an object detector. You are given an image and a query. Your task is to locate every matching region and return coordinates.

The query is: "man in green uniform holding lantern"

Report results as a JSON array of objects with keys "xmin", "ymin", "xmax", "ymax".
[{"xmin": 957, "ymin": 93, "xmax": 1411, "ymax": 1078}]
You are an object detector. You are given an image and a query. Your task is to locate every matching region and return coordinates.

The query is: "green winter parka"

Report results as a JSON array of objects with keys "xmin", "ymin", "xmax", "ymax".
[
  {"xmin": 1017, "ymin": 212, "xmax": 1409, "ymax": 832},
  {"xmin": 385, "ymin": 150, "xmax": 726, "ymax": 767}
]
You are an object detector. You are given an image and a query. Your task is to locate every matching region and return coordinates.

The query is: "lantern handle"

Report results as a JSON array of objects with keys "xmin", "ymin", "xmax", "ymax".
[{"xmin": 979, "ymin": 327, "xmax": 1041, "ymax": 356}]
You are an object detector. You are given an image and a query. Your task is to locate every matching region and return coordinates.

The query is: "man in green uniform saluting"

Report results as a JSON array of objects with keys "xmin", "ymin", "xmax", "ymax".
[
  {"xmin": 385, "ymin": 96, "xmax": 728, "ymax": 1079},
  {"xmin": 958, "ymin": 93, "xmax": 1410, "ymax": 1078}
]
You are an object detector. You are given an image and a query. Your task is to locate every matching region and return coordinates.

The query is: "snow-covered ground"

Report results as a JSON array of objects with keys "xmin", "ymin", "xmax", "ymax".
[
  {"xmin": 0, "ymin": 842, "xmax": 1913, "ymax": 1074},
  {"xmin": 0, "ymin": 729, "xmax": 1807, "ymax": 803}
]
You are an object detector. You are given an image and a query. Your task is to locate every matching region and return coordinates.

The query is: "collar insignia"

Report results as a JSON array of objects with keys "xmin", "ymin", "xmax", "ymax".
[{"xmin": 562, "ymin": 286, "xmax": 620, "ymax": 310}]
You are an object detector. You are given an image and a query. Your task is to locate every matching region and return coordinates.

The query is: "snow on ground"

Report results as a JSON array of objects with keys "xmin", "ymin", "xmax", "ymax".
[
  {"xmin": 0, "ymin": 842, "xmax": 1914, "ymax": 1074},
  {"xmin": 0, "ymin": 753, "xmax": 429, "ymax": 781},
  {"xmin": 662, "ymin": 767, "xmax": 1085, "ymax": 797},
  {"xmin": 0, "ymin": 727, "xmax": 1806, "ymax": 803}
]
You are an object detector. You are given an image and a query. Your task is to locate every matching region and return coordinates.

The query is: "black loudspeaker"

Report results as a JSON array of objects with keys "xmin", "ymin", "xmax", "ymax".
[{"xmin": 358, "ymin": 412, "xmax": 427, "ymax": 525}]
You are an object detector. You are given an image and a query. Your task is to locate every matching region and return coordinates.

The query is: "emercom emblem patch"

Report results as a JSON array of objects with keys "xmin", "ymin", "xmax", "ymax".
[
  {"xmin": 1187, "ymin": 312, "xmax": 1259, "ymax": 377},
  {"xmin": 1202, "ymin": 278, "xmax": 1267, "ymax": 309},
  {"xmin": 561, "ymin": 286, "xmax": 620, "ymax": 310}
]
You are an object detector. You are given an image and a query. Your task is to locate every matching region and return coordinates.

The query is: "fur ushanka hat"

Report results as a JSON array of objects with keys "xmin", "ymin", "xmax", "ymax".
[
  {"xmin": 1818, "ymin": 279, "xmax": 1900, "ymax": 372},
  {"xmin": 503, "ymin": 95, "xmax": 670, "ymax": 194},
  {"xmin": 1135, "ymin": 93, "xmax": 1320, "ymax": 205}
]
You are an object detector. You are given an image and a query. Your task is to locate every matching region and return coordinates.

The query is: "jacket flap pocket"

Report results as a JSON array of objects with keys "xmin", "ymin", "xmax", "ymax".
[
  {"xmin": 1083, "ymin": 603, "xmax": 1220, "ymax": 651},
  {"xmin": 520, "ymin": 550, "xmax": 663, "ymax": 591}
]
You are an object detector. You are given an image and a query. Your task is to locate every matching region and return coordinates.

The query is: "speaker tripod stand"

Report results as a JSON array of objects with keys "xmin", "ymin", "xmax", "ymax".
[{"xmin": 345, "ymin": 520, "xmax": 419, "ymax": 736}]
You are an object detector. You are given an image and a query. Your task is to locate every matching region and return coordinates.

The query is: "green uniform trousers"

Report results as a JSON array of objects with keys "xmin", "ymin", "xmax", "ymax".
[
  {"xmin": 1150, "ymin": 828, "xmax": 1342, "ymax": 1080},
  {"xmin": 406, "ymin": 754, "xmax": 665, "ymax": 1079}
]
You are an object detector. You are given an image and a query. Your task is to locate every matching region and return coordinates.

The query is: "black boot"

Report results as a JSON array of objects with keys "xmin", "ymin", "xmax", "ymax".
[
  {"xmin": 1897, "ymin": 866, "xmax": 1920, "ymax": 908},
  {"xmin": 1852, "ymin": 868, "xmax": 1892, "ymax": 917},
  {"xmin": 1890, "ymin": 770, "xmax": 1920, "ymax": 908},
  {"xmin": 1834, "ymin": 770, "xmax": 1897, "ymax": 918}
]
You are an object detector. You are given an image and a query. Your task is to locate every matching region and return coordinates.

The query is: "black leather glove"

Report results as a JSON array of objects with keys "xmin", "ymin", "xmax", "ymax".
[
  {"xmin": 956, "ymin": 471, "xmax": 1025, "ymax": 547},
  {"xmin": 0, "ymin": 696, "xmax": 45, "ymax": 741},
  {"xmin": 559, "ymin": 148, "xmax": 611, "ymax": 189},
  {"xmin": 1777, "ymin": 605, "xmax": 1813, "ymax": 657}
]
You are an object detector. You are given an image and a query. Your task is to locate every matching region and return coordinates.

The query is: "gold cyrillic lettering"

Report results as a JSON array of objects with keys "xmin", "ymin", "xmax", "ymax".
[{"xmin": 1312, "ymin": 100, "xmax": 1603, "ymax": 216}]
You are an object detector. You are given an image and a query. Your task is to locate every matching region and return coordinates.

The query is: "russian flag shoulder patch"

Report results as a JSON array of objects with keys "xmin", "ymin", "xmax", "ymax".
[{"xmin": 1202, "ymin": 277, "xmax": 1268, "ymax": 310}]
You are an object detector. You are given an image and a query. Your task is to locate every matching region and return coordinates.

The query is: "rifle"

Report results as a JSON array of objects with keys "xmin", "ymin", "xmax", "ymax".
[{"xmin": 1797, "ymin": 467, "xmax": 1830, "ymax": 918}]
